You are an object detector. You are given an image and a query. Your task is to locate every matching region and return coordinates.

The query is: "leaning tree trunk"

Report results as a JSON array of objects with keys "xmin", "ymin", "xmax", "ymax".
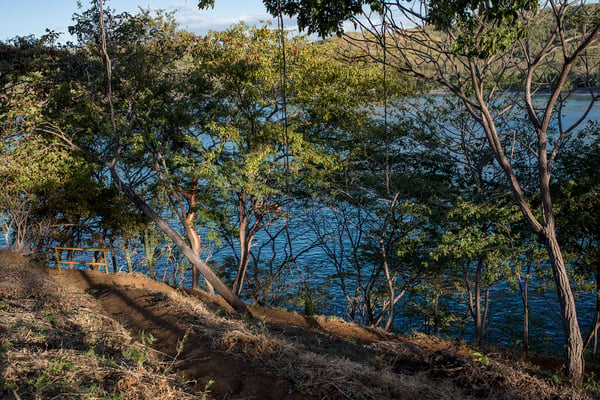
[
  {"xmin": 88, "ymin": 0, "xmax": 248, "ymax": 316},
  {"xmin": 189, "ymin": 230, "xmax": 200, "ymax": 290},
  {"xmin": 110, "ymin": 168, "xmax": 250, "ymax": 316},
  {"xmin": 473, "ymin": 87, "xmax": 585, "ymax": 385}
]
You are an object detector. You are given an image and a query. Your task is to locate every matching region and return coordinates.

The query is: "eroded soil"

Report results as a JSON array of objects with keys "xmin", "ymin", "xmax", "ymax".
[
  {"xmin": 3, "ymin": 249, "xmax": 598, "ymax": 400},
  {"xmin": 52, "ymin": 268, "xmax": 312, "ymax": 400}
]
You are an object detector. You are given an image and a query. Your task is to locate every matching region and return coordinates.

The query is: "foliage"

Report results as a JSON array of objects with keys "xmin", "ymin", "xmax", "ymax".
[
  {"xmin": 265, "ymin": 0, "xmax": 538, "ymax": 55},
  {"xmin": 3, "ymin": 1, "xmax": 600, "ymax": 385},
  {"xmin": 554, "ymin": 125, "xmax": 600, "ymax": 275},
  {"xmin": 0, "ymin": 33, "xmax": 147, "ymax": 253},
  {"xmin": 264, "ymin": 0, "xmax": 369, "ymax": 37},
  {"xmin": 267, "ymin": 0, "xmax": 599, "ymax": 384},
  {"xmin": 428, "ymin": 0, "xmax": 537, "ymax": 57},
  {"xmin": 553, "ymin": 124, "xmax": 600, "ymax": 350},
  {"xmin": 432, "ymin": 199, "xmax": 522, "ymax": 272},
  {"xmin": 305, "ymin": 97, "xmax": 455, "ymax": 327},
  {"xmin": 186, "ymin": 23, "xmax": 391, "ymax": 297}
]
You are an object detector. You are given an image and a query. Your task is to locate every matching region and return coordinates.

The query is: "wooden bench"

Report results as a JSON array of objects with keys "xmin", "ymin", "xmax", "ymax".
[{"xmin": 54, "ymin": 247, "xmax": 109, "ymax": 273}]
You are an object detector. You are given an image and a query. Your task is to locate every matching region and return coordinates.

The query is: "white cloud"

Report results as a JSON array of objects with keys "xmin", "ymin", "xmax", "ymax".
[{"xmin": 161, "ymin": 1, "xmax": 276, "ymax": 35}]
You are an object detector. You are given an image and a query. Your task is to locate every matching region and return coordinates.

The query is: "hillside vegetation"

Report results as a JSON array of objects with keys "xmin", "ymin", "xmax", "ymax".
[
  {"xmin": 1, "ymin": 250, "xmax": 598, "ymax": 399},
  {"xmin": 336, "ymin": 3, "xmax": 600, "ymax": 91}
]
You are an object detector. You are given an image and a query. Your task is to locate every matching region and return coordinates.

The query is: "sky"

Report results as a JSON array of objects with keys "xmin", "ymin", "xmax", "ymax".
[{"xmin": 0, "ymin": 0, "xmax": 288, "ymax": 43}]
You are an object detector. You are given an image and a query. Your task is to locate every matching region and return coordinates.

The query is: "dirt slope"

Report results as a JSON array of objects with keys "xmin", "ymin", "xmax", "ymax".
[
  {"xmin": 2, "ymin": 249, "xmax": 597, "ymax": 399},
  {"xmin": 50, "ymin": 268, "xmax": 309, "ymax": 400}
]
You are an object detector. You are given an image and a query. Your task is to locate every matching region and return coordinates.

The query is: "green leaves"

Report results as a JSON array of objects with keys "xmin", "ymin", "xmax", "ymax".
[
  {"xmin": 263, "ymin": 0, "xmax": 538, "ymax": 58},
  {"xmin": 553, "ymin": 125, "xmax": 600, "ymax": 277},
  {"xmin": 263, "ymin": 0, "xmax": 371, "ymax": 37},
  {"xmin": 430, "ymin": 198, "xmax": 522, "ymax": 285},
  {"xmin": 428, "ymin": 0, "xmax": 538, "ymax": 58},
  {"xmin": 197, "ymin": 0, "xmax": 215, "ymax": 9},
  {"xmin": 195, "ymin": 23, "xmax": 355, "ymax": 206}
]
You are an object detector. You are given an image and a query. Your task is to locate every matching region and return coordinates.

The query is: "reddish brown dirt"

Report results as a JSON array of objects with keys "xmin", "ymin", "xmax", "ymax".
[
  {"xmin": 5, "ymin": 250, "xmax": 600, "ymax": 400},
  {"xmin": 50, "ymin": 268, "xmax": 318, "ymax": 400}
]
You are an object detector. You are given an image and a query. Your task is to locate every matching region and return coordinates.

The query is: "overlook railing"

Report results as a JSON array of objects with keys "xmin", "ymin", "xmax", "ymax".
[{"xmin": 54, "ymin": 247, "xmax": 109, "ymax": 273}]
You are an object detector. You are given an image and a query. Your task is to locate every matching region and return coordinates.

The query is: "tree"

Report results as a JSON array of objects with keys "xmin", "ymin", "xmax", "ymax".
[
  {"xmin": 191, "ymin": 23, "xmax": 386, "ymax": 299},
  {"xmin": 191, "ymin": 24, "xmax": 294, "ymax": 296},
  {"xmin": 0, "ymin": 35, "xmax": 65, "ymax": 252},
  {"xmin": 409, "ymin": 94, "xmax": 536, "ymax": 348},
  {"xmin": 23, "ymin": 1, "xmax": 251, "ymax": 314},
  {"xmin": 266, "ymin": 0, "xmax": 600, "ymax": 384},
  {"xmin": 0, "ymin": 34, "xmax": 140, "ymax": 258},
  {"xmin": 303, "ymin": 93, "xmax": 453, "ymax": 328},
  {"xmin": 0, "ymin": 134, "xmax": 65, "ymax": 252},
  {"xmin": 142, "ymin": 225, "xmax": 163, "ymax": 280},
  {"xmin": 433, "ymin": 199, "xmax": 522, "ymax": 346}
]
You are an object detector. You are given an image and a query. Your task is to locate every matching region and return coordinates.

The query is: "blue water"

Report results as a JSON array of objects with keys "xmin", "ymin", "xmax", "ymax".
[
  {"xmin": 93, "ymin": 201, "xmax": 596, "ymax": 355},
  {"xmin": 2, "ymin": 93, "xmax": 599, "ymax": 355}
]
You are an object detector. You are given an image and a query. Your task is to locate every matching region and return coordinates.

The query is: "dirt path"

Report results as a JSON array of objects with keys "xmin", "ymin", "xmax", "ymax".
[{"xmin": 52, "ymin": 269, "xmax": 310, "ymax": 400}]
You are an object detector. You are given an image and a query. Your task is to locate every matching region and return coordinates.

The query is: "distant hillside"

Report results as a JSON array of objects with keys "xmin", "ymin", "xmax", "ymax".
[{"xmin": 325, "ymin": 3, "xmax": 600, "ymax": 92}]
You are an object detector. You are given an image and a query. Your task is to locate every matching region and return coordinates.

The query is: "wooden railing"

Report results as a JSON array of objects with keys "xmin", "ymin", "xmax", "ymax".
[{"xmin": 54, "ymin": 247, "xmax": 109, "ymax": 273}]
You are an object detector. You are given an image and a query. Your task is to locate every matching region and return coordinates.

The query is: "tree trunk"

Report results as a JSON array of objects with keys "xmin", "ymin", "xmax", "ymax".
[
  {"xmin": 232, "ymin": 196, "xmax": 256, "ymax": 297},
  {"xmin": 382, "ymin": 240, "xmax": 395, "ymax": 330},
  {"xmin": 184, "ymin": 213, "xmax": 214, "ymax": 294},
  {"xmin": 186, "ymin": 215, "xmax": 199, "ymax": 290},
  {"xmin": 92, "ymin": 250, "xmax": 102, "ymax": 271},
  {"xmin": 474, "ymin": 92, "xmax": 585, "ymax": 384},
  {"xmin": 544, "ymin": 229, "xmax": 585, "ymax": 385},
  {"xmin": 522, "ymin": 275, "xmax": 529, "ymax": 354},
  {"xmin": 482, "ymin": 287, "xmax": 490, "ymax": 347},
  {"xmin": 110, "ymin": 167, "xmax": 250, "ymax": 316},
  {"xmin": 143, "ymin": 228, "xmax": 157, "ymax": 280},
  {"xmin": 518, "ymin": 264, "xmax": 531, "ymax": 355},
  {"xmin": 233, "ymin": 216, "xmax": 252, "ymax": 296},
  {"xmin": 433, "ymin": 291, "xmax": 440, "ymax": 336},
  {"xmin": 466, "ymin": 260, "xmax": 486, "ymax": 347},
  {"xmin": 110, "ymin": 247, "xmax": 117, "ymax": 274},
  {"xmin": 191, "ymin": 254, "xmax": 200, "ymax": 290},
  {"xmin": 475, "ymin": 263, "xmax": 482, "ymax": 347},
  {"xmin": 67, "ymin": 249, "xmax": 74, "ymax": 269},
  {"xmin": 124, "ymin": 241, "xmax": 133, "ymax": 274},
  {"xmin": 585, "ymin": 307, "xmax": 600, "ymax": 358}
]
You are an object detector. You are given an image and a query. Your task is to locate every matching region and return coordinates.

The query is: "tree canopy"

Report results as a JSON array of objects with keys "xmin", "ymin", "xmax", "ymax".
[{"xmin": 2, "ymin": 0, "xmax": 600, "ymax": 388}]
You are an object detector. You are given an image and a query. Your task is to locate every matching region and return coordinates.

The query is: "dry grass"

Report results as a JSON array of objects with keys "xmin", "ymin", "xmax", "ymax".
[
  {"xmin": 0, "ymin": 251, "xmax": 203, "ymax": 400},
  {"xmin": 177, "ymin": 297, "xmax": 599, "ymax": 399},
  {"xmin": 192, "ymin": 305, "xmax": 596, "ymax": 399},
  {"xmin": 3, "ymin": 250, "xmax": 600, "ymax": 400}
]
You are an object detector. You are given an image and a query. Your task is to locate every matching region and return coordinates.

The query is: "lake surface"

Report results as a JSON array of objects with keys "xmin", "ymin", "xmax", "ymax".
[
  {"xmin": 70, "ymin": 93, "xmax": 600, "ymax": 352},
  {"xmin": 187, "ymin": 93, "xmax": 599, "ymax": 352},
  {"xmin": 3, "ymin": 93, "xmax": 599, "ymax": 354}
]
